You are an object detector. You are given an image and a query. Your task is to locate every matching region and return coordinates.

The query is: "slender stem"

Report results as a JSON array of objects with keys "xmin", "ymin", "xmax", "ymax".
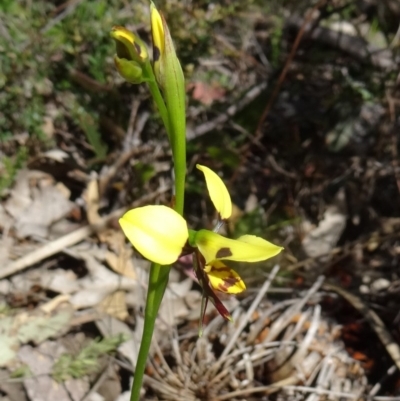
[
  {"xmin": 173, "ymin": 139, "xmax": 185, "ymax": 215},
  {"xmin": 129, "ymin": 263, "xmax": 170, "ymax": 401},
  {"xmin": 142, "ymin": 63, "xmax": 170, "ymax": 138},
  {"xmin": 164, "ymin": 82, "xmax": 186, "ymax": 215},
  {"xmin": 129, "ymin": 67, "xmax": 185, "ymax": 401},
  {"xmin": 144, "ymin": 63, "xmax": 185, "ymax": 215},
  {"xmin": 129, "ymin": 25, "xmax": 186, "ymax": 400},
  {"xmin": 128, "ymin": 70, "xmax": 172, "ymax": 398}
]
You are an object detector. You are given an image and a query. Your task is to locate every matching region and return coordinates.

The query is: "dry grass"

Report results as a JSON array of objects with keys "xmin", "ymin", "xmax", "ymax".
[{"xmin": 142, "ymin": 270, "xmax": 378, "ymax": 401}]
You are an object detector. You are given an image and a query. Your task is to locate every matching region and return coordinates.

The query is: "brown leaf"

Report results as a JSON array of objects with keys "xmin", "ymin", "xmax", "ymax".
[
  {"xmin": 97, "ymin": 291, "xmax": 128, "ymax": 321},
  {"xmin": 105, "ymin": 251, "xmax": 136, "ymax": 279},
  {"xmin": 190, "ymin": 81, "xmax": 226, "ymax": 106}
]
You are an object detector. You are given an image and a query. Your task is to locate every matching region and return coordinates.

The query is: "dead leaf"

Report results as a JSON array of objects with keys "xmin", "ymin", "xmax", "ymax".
[
  {"xmin": 0, "ymin": 302, "xmax": 73, "ymax": 367},
  {"xmin": 5, "ymin": 169, "xmax": 74, "ymax": 239},
  {"xmin": 19, "ymin": 342, "xmax": 70, "ymax": 401},
  {"xmin": 190, "ymin": 81, "xmax": 226, "ymax": 106},
  {"xmin": 97, "ymin": 365, "xmax": 122, "ymax": 401},
  {"xmin": 69, "ymin": 255, "xmax": 137, "ymax": 309},
  {"xmin": 16, "ymin": 185, "xmax": 74, "ymax": 238},
  {"xmin": 97, "ymin": 291, "xmax": 128, "ymax": 321},
  {"xmin": 0, "ymin": 204, "xmax": 13, "ymax": 231},
  {"xmin": 42, "ymin": 269, "xmax": 79, "ymax": 294},
  {"xmin": 159, "ymin": 279, "xmax": 193, "ymax": 327},
  {"xmin": 0, "ymin": 372, "xmax": 29, "ymax": 401},
  {"xmin": 302, "ymin": 208, "xmax": 346, "ymax": 259},
  {"xmin": 302, "ymin": 190, "xmax": 347, "ymax": 260},
  {"xmin": 96, "ymin": 316, "xmax": 138, "ymax": 368},
  {"xmin": 105, "ymin": 251, "xmax": 136, "ymax": 279},
  {"xmin": 0, "ymin": 321, "xmax": 19, "ymax": 367},
  {"xmin": 64, "ymin": 378, "xmax": 91, "ymax": 401},
  {"xmin": 86, "ymin": 179, "xmax": 101, "ymax": 226},
  {"xmin": 17, "ymin": 303, "xmax": 73, "ymax": 344},
  {"xmin": 4, "ymin": 170, "xmax": 37, "ymax": 219},
  {"xmin": 0, "ymin": 235, "xmax": 13, "ymax": 266}
]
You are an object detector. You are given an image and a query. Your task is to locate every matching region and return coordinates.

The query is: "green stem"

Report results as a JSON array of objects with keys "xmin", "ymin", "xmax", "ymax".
[
  {"xmin": 148, "ymin": 81, "xmax": 171, "ymax": 141},
  {"xmin": 172, "ymin": 133, "xmax": 185, "ymax": 215},
  {"xmin": 144, "ymin": 67, "xmax": 185, "ymax": 215},
  {"xmin": 143, "ymin": 63, "xmax": 171, "ymax": 143},
  {"xmin": 129, "ymin": 36, "xmax": 186, "ymax": 401},
  {"xmin": 130, "ymin": 263, "xmax": 170, "ymax": 401}
]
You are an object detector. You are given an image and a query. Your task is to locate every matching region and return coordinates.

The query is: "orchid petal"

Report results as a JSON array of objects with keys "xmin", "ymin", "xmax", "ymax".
[
  {"xmin": 150, "ymin": 2, "xmax": 165, "ymax": 84},
  {"xmin": 194, "ymin": 230, "xmax": 283, "ymax": 264},
  {"xmin": 119, "ymin": 205, "xmax": 188, "ymax": 264},
  {"xmin": 205, "ymin": 261, "xmax": 246, "ymax": 294},
  {"xmin": 197, "ymin": 164, "xmax": 232, "ymax": 220}
]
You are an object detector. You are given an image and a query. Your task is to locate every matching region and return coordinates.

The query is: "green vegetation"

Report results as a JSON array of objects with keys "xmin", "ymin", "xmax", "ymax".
[
  {"xmin": 52, "ymin": 334, "xmax": 127, "ymax": 382},
  {"xmin": 0, "ymin": 146, "xmax": 27, "ymax": 196}
]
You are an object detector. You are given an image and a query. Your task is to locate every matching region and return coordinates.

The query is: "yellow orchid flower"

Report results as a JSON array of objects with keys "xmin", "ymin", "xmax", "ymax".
[
  {"xmin": 110, "ymin": 25, "xmax": 150, "ymax": 84},
  {"xmin": 194, "ymin": 230, "xmax": 283, "ymax": 265},
  {"xmin": 119, "ymin": 165, "xmax": 283, "ymax": 323},
  {"xmin": 111, "ymin": 25, "xmax": 148, "ymax": 63},
  {"xmin": 119, "ymin": 205, "xmax": 188, "ymax": 265}
]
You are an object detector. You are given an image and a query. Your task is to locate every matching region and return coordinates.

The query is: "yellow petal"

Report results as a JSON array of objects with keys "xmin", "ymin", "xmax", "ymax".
[
  {"xmin": 150, "ymin": 2, "xmax": 164, "ymax": 82},
  {"xmin": 110, "ymin": 25, "xmax": 148, "ymax": 62},
  {"xmin": 205, "ymin": 261, "xmax": 246, "ymax": 294},
  {"xmin": 119, "ymin": 205, "xmax": 188, "ymax": 264},
  {"xmin": 150, "ymin": 3, "xmax": 164, "ymax": 53},
  {"xmin": 196, "ymin": 164, "xmax": 232, "ymax": 220},
  {"xmin": 194, "ymin": 230, "xmax": 283, "ymax": 264}
]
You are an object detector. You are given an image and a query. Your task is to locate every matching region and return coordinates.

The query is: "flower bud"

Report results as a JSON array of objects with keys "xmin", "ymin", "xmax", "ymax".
[
  {"xmin": 110, "ymin": 25, "xmax": 148, "ymax": 64},
  {"xmin": 113, "ymin": 56, "xmax": 144, "ymax": 84}
]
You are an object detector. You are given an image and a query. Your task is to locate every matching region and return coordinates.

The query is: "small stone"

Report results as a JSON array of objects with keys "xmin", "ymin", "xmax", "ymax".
[{"xmin": 371, "ymin": 278, "xmax": 390, "ymax": 292}]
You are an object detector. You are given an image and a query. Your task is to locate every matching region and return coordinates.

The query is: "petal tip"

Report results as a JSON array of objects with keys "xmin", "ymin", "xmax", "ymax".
[{"xmin": 196, "ymin": 164, "xmax": 232, "ymax": 220}]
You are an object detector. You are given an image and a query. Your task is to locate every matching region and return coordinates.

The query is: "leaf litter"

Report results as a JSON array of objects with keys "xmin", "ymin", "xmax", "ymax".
[{"xmin": 1, "ymin": 0, "xmax": 400, "ymax": 400}]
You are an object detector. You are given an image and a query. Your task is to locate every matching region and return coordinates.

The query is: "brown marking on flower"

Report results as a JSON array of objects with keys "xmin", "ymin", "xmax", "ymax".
[
  {"xmin": 134, "ymin": 42, "xmax": 142, "ymax": 56},
  {"xmin": 216, "ymin": 247, "xmax": 232, "ymax": 259},
  {"xmin": 153, "ymin": 46, "xmax": 161, "ymax": 62},
  {"xmin": 218, "ymin": 276, "xmax": 239, "ymax": 293}
]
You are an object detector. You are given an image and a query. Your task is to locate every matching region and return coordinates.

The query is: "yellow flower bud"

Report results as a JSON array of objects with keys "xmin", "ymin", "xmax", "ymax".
[{"xmin": 110, "ymin": 25, "xmax": 148, "ymax": 63}]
